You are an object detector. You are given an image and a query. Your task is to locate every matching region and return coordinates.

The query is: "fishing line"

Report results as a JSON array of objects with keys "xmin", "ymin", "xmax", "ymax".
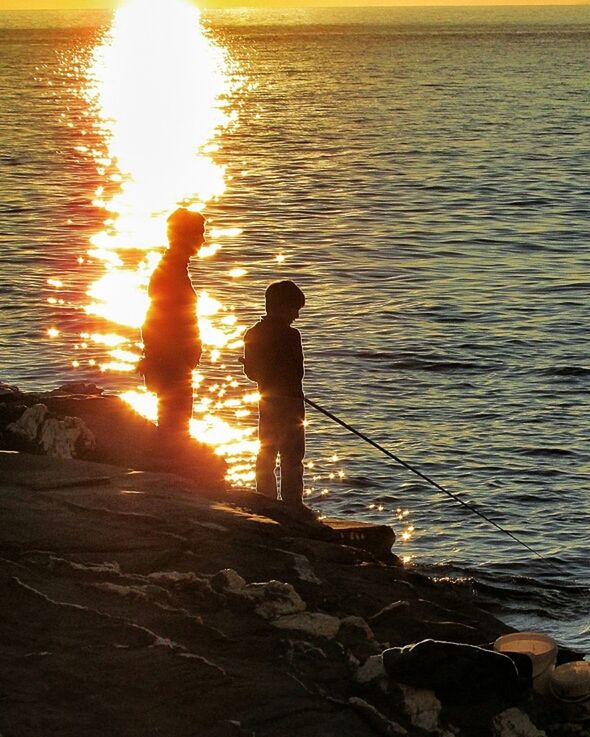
[{"xmin": 305, "ymin": 396, "xmax": 562, "ymax": 571}]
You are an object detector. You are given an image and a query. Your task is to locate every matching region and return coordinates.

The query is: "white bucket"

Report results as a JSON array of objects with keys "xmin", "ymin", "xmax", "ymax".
[
  {"xmin": 550, "ymin": 661, "xmax": 590, "ymax": 721},
  {"xmin": 494, "ymin": 632, "xmax": 558, "ymax": 694}
]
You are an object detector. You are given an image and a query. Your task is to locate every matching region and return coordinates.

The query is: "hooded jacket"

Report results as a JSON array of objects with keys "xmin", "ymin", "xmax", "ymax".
[{"xmin": 243, "ymin": 315, "xmax": 304, "ymax": 398}]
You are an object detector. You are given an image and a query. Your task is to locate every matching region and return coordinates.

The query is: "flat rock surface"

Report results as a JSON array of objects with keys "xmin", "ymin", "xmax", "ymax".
[
  {"xmin": 0, "ymin": 452, "xmax": 517, "ymax": 737},
  {"xmin": 0, "ymin": 450, "xmax": 125, "ymax": 489}
]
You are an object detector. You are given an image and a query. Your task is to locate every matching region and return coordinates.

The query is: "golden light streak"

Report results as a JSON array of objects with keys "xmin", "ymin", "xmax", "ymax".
[{"xmin": 72, "ymin": 0, "xmax": 264, "ymax": 483}]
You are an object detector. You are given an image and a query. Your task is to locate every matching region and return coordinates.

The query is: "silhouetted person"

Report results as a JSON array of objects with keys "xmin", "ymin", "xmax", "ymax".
[
  {"xmin": 242, "ymin": 281, "xmax": 309, "ymax": 512},
  {"xmin": 140, "ymin": 208, "xmax": 205, "ymax": 440}
]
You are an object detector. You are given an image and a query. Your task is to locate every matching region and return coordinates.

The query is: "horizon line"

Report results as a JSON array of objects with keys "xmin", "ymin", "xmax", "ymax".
[{"xmin": 3, "ymin": 2, "xmax": 588, "ymax": 8}]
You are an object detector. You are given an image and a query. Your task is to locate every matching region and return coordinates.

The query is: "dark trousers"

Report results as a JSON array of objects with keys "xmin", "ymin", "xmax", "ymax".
[
  {"xmin": 144, "ymin": 364, "xmax": 194, "ymax": 439},
  {"xmin": 256, "ymin": 396, "xmax": 305, "ymax": 504}
]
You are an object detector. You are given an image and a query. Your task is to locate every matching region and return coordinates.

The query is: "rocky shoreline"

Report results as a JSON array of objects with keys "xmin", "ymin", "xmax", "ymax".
[{"xmin": 0, "ymin": 384, "xmax": 588, "ymax": 737}]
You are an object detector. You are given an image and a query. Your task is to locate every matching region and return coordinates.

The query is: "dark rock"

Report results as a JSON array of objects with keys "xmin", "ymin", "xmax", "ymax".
[
  {"xmin": 322, "ymin": 517, "xmax": 396, "ymax": 562},
  {"xmin": 286, "ymin": 639, "xmax": 350, "ymax": 687},
  {"xmin": 211, "ymin": 568, "xmax": 247, "ymax": 593},
  {"xmin": 0, "ymin": 450, "xmax": 545, "ymax": 737},
  {"xmin": 52, "ymin": 382, "xmax": 104, "ymax": 396},
  {"xmin": 338, "ymin": 615, "xmax": 381, "ymax": 661},
  {"xmin": 349, "ymin": 696, "xmax": 408, "ymax": 736},
  {"xmin": 370, "ymin": 597, "xmax": 485, "ymax": 647},
  {"xmin": 0, "ymin": 402, "xmax": 30, "ymax": 442},
  {"xmin": 0, "ymin": 382, "xmax": 21, "ymax": 396}
]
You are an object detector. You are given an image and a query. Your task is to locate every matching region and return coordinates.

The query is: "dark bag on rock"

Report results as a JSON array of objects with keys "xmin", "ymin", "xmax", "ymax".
[{"xmin": 382, "ymin": 639, "xmax": 532, "ymax": 704}]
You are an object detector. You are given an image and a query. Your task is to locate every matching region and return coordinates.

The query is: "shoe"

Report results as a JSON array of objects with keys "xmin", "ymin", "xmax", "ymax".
[{"xmin": 284, "ymin": 501, "xmax": 320, "ymax": 522}]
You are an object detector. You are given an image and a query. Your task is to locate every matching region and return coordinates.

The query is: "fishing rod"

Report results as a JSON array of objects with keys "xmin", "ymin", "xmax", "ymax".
[{"xmin": 304, "ymin": 396, "xmax": 559, "ymax": 569}]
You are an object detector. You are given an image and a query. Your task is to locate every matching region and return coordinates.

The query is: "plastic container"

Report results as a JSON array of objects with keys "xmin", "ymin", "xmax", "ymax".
[
  {"xmin": 549, "ymin": 661, "xmax": 590, "ymax": 721},
  {"xmin": 494, "ymin": 632, "xmax": 558, "ymax": 694}
]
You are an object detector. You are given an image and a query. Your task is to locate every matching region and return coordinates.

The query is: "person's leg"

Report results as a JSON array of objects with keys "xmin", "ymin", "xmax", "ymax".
[
  {"xmin": 256, "ymin": 399, "xmax": 279, "ymax": 499},
  {"xmin": 278, "ymin": 398, "xmax": 305, "ymax": 506},
  {"xmin": 157, "ymin": 372, "xmax": 194, "ymax": 440}
]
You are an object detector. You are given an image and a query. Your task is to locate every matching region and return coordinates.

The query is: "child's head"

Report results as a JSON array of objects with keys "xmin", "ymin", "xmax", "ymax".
[{"xmin": 265, "ymin": 280, "xmax": 305, "ymax": 323}]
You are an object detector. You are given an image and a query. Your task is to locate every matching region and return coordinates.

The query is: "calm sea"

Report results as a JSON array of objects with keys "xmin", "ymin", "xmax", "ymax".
[{"xmin": 0, "ymin": 6, "xmax": 589, "ymax": 650}]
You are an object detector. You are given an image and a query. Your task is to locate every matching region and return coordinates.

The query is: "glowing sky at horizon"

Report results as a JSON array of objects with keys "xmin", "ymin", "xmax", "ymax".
[{"xmin": 2, "ymin": 0, "xmax": 582, "ymax": 8}]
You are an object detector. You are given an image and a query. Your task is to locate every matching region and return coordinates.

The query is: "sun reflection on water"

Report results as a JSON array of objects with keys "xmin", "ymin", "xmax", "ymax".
[{"xmin": 69, "ymin": 0, "xmax": 263, "ymax": 483}]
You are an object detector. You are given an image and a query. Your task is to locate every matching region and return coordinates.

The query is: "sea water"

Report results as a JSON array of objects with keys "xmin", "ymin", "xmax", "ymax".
[{"xmin": 0, "ymin": 6, "xmax": 589, "ymax": 650}]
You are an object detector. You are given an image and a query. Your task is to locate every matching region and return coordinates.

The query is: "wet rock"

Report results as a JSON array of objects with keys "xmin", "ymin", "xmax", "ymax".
[
  {"xmin": 272, "ymin": 612, "xmax": 341, "ymax": 639},
  {"xmin": 397, "ymin": 683, "xmax": 442, "ymax": 733},
  {"xmin": 349, "ymin": 696, "xmax": 408, "ymax": 736},
  {"xmin": 493, "ymin": 708, "xmax": 547, "ymax": 737},
  {"xmin": 354, "ymin": 654, "xmax": 387, "ymax": 686}
]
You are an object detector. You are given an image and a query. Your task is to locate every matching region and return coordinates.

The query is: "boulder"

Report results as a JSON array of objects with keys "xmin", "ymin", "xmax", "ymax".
[
  {"xmin": 493, "ymin": 708, "xmax": 547, "ymax": 737},
  {"xmin": 272, "ymin": 612, "xmax": 341, "ymax": 639}
]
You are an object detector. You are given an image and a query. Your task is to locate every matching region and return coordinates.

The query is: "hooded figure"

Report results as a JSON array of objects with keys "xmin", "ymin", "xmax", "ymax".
[{"xmin": 243, "ymin": 280, "xmax": 310, "ymax": 512}]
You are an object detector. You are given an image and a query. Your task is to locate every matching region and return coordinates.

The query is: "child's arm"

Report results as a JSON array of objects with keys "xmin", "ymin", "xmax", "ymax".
[{"xmin": 242, "ymin": 330, "xmax": 262, "ymax": 382}]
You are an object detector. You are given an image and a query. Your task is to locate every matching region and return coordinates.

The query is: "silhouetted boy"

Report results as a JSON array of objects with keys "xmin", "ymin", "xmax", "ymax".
[
  {"xmin": 242, "ymin": 280, "xmax": 308, "ymax": 511},
  {"xmin": 140, "ymin": 208, "xmax": 205, "ymax": 439}
]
